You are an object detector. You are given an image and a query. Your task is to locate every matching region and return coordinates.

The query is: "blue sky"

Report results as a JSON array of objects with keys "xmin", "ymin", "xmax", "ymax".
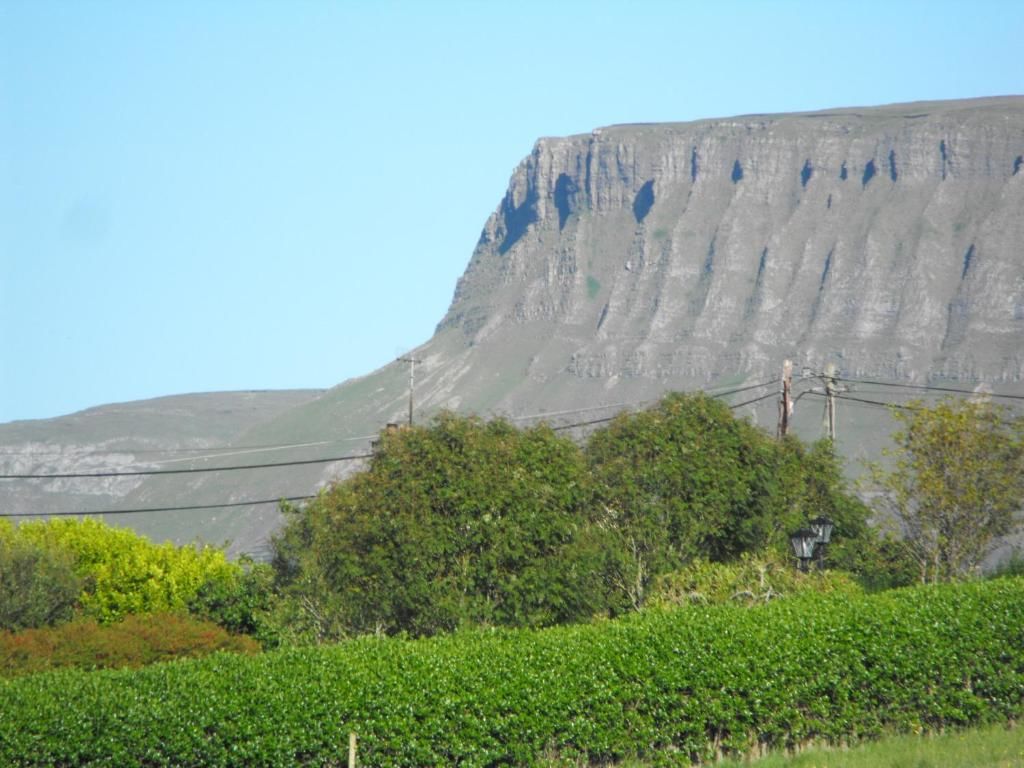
[{"xmin": 1, "ymin": 0, "xmax": 1021, "ymax": 424}]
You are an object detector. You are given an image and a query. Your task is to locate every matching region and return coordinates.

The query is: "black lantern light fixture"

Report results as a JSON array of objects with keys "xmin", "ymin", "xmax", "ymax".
[
  {"xmin": 808, "ymin": 516, "xmax": 834, "ymax": 545},
  {"xmin": 809, "ymin": 515, "xmax": 834, "ymax": 570},
  {"xmin": 789, "ymin": 528, "xmax": 819, "ymax": 572}
]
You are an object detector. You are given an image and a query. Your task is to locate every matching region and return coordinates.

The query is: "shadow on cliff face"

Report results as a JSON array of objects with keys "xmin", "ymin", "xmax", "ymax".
[
  {"xmin": 499, "ymin": 188, "xmax": 539, "ymax": 254},
  {"xmin": 554, "ymin": 173, "xmax": 578, "ymax": 230},
  {"xmin": 633, "ymin": 180, "xmax": 655, "ymax": 223}
]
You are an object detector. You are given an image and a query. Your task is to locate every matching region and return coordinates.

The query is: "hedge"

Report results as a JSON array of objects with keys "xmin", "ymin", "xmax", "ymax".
[
  {"xmin": 1, "ymin": 578, "xmax": 1021, "ymax": 767},
  {"xmin": 0, "ymin": 613, "xmax": 259, "ymax": 677}
]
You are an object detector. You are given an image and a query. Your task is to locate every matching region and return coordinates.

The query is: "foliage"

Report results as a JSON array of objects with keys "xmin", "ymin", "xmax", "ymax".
[
  {"xmin": 585, "ymin": 393, "xmax": 871, "ymax": 607},
  {"xmin": 10, "ymin": 517, "xmax": 240, "ymax": 623},
  {"xmin": 187, "ymin": 559, "xmax": 279, "ymax": 646},
  {"xmin": 0, "ymin": 612, "xmax": 259, "ymax": 677},
  {"xmin": 271, "ymin": 396, "xmax": 876, "ymax": 637},
  {"xmin": 646, "ymin": 552, "xmax": 863, "ymax": 608},
  {"xmin": 0, "ymin": 578, "xmax": 1021, "ymax": 767},
  {"xmin": 272, "ymin": 413, "xmax": 607, "ymax": 640},
  {"xmin": 869, "ymin": 399, "xmax": 1024, "ymax": 583},
  {"xmin": 0, "ymin": 520, "xmax": 86, "ymax": 631}
]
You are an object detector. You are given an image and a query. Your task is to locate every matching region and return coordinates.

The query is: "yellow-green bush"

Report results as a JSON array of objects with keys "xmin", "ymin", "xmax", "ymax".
[{"xmin": 9, "ymin": 518, "xmax": 238, "ymax": 623}]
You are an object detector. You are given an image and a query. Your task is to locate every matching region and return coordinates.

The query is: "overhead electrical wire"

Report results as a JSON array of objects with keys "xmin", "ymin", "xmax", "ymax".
[
  {"xmin": 804, "ymin": 391, "xmax": 1021, "ymax": 425},
  {"xmin": 802, "ymin": 390, "xmax": 918, "ymax": 411},
  {"xmin": 506, "ymin": 399, "xmax": 659, "ymax": 424},
  {"xmin": 0, "ymin": 434, "xmax": 378, "ymax": 459},
  {"xmin": 546, "ymin": 381, "xmax": 782, "ymax": 432},
  {"xmin": 503, "ymin": 378, "xmax": 780, "ymax": 425},
  {"xmin": 550, "ymin": 414, "xmax": 621, "ymax": 432},
  {"xmin": 726, "ymin": 391, "xmax": 779, "ymax": 409},
  {"xmin": 0, "ymin": 495, "xmax": 319, "ymax": 518},
  {"xmin": 709, "ymin": 378, "xmax": 781, "ymax": 398},
  {"xmin": 0, "ymin": 452, "xmax": 373, "ymax": 480},
  {"xmin": 833, "ymin": 376, "xmax": 1024, "ymax": 401}
]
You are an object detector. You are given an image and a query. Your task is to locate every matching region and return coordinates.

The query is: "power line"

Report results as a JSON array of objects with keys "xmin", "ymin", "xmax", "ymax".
[
  {"xmin": 507, "ymin": 399, "xmax": 659, "ymax": 424},
  {"xmin": 0, "ymin": 495, "xmax": 317, "ymax": 518},
  {"xmin": 710, "ymin": 378, "xmax": 781, "ymax": 399},
  {"xmin": 148, "ymin": 437, "xmax": 375, "ymax": 466},
  {"xmin": 728, "ymin": 391, "xmax": 779, "ymax": 409},
  {"xmin": 834, "ymin": 376, "xmax": 1024, "ymax": 401},
  {"xmin": 550, "ymin": 414, "xmax": 621, "ymax": 432},
  {"xmin": 804, "ymin": 391, "xmax": 918, "ymax": 411},
  {"xmin": 0, "ymin": 452, "xmax": 372, "ymax": 480},
  {"xmin": 509, "ymin": 379, "xmax": 781, "ymax": 426},
  {"xmin": 0, "ymin": 435, "xmax": 377, "ymax": 459}
]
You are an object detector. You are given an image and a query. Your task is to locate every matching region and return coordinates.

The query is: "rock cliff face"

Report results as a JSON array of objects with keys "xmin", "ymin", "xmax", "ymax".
[{"xmin": 429, "ymin": 97, "xmax": 1023, "ymax": 416}]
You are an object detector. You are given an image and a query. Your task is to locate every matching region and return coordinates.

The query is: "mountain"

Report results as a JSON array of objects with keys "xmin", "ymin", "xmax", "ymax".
[
  {"xmin": 0, "ymin": 391, "xmax": 323, "ymax": 552},
  {"xmin": 4, "ymin": 96, "xmax": 1023, "ymax": 557}
]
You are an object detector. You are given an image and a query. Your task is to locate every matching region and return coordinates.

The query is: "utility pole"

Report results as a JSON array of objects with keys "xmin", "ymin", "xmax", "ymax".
[
  {"xmin": 823, "ymin": 363, "xmax": 838, "ymax": 442},
  {"xmin": 777, "ymin": 359, "xmax": 793, "ymax": 438},
  {"xmin": 398, "ymin": 355, "xmax": 422, "ymax": 427}
]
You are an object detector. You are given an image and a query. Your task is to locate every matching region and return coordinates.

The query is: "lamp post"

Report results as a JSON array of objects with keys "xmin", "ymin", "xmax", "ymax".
[
  {"xmin": 808, "ymin": 515, "xmax": 834, "ymax": 570},
  {"xmin": 789, "ymin": 528, "xmax": 819, "ymax": 572}
]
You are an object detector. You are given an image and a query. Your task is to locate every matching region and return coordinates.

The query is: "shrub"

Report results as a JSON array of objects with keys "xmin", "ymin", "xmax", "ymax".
[
  {"xmin": 0, "ymin": 612, "xmax": 259, "ymax": 677},
  {"xmin": 187, "ymin": 560, "xmax": 280, "ymax": 647},
  {"xmin": 10, "ymin": 518, "xmax": 240, "ymax": 623},
  {"xmin": 0, "ymin": 521, "xmax": 85, "ymax": 631},
  {"xmin": 646, "ymin": 552, "xmax": 864, "ymax": 608},
  {"xmin": 0, "ymin": 578, "xmax": 1020, "ymax": 766}
]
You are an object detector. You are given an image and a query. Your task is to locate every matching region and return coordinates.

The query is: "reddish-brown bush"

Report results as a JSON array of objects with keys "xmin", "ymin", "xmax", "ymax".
[{"xmin": 0, "ymin": 612, "xmax": 259, "ymax": 677}]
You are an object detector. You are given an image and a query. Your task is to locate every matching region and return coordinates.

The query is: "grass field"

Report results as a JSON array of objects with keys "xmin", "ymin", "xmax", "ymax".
[{"xmin": 710, "ymin": 722, "xmax": 1024, "ymax": 768}]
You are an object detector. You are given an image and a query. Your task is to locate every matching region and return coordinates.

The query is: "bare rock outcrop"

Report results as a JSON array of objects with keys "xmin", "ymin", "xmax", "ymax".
[{"xmin": 433, "ymin": 97, "xmax": 1024, "ymax": 414}]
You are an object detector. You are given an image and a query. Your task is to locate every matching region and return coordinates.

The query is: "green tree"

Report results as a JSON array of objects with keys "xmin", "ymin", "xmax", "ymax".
[
  {"xmin": 0, "ymin": 521, "xmax": 85, "ymax": 631},
  {"xmin": 869, "ymin": 398, "xmax": 1024, "ymax": 583},
  {"xmin": 272, "ymin": 413, "xmax": 606, "ymax": 639},
  {"xmin": 585, "ymin": 393, "xmax": 870, "ymax": 607},
  {"xmin": 187, "ymin": 559, "xmax": 277, "ymax": 644}
]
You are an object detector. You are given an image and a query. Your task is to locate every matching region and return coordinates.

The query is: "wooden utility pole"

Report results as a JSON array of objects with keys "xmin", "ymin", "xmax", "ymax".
[
  {"xmin": 777, "ymin": 359, "xmax": 793, "ymax": 438},
  {"xmin": 823, "ymin": 363, "xmax": 838, "ymax": 442},
  {"xmin": 398, "ymin": 356, "xmax": 422, "ymax": 427},
  {"xmin": 348, "ymin": 732, "xmax": 357, "ymax": 768}
]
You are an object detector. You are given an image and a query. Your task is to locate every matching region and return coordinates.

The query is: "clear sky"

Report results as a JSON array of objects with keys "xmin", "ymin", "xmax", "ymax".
[{"xmin": 1, "ymin": 0, "xmax": 1021, "ymax": 424}]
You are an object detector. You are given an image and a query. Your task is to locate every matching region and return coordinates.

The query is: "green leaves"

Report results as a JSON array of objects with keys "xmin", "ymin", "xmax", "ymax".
[
  {"xmin": 0, "ymin": 522, "xmax": 84, "ymax": 631},
  {"xmin": 273, "ymin": 395, "xmax": 876, "ymax": 638},
  {"xmin": 2, "ymin": 578, "xmax": 1021, "ymax": 767},
  {"xmin": 6, "ymin": 518, "xmax": 240, "ymax": 624},
  {"xmin": 869, "ymin": 399, "xmax": 1024, "ymax": 582},
  {"xmin": 586, "ymin": 394, "xmax": 871, "ymax": 607},
  {"xmin": 272, "ymin": 414, "xmax": 605, "ymax": 639}
]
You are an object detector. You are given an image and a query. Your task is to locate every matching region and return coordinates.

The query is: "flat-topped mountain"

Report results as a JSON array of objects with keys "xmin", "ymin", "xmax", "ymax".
[
  {"xmin": 436, "ymin": 96, "xmax": 1023, "ymax": 409},
  {"xmin": 4, "ymin": 97, "xmax": 1022, "ymax": 556}
]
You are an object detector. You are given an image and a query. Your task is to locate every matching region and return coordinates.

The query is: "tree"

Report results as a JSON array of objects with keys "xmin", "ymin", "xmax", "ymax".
[
  {"xmin": 0, "ymin": 524, "xmax": 85, "ymax": 631},
  {"xmin": 585, "ymin": 393, "xmax": 870, "ymax": 608},
  {"xmin": 869, "ymin": 399, "xmax": 1024, "ymax": 583},
  {"xmin": 272, "ymin": 413, "xmax": 608, "ymax": 639}
]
